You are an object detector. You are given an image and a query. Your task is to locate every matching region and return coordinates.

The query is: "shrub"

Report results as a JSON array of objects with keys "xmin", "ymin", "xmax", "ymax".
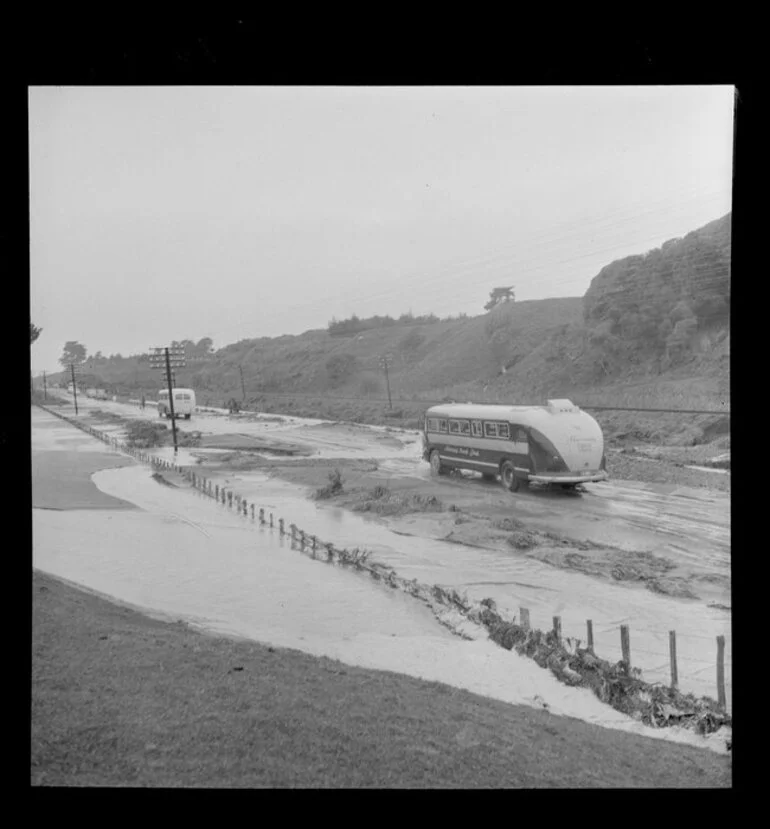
[
  {"xmin": 315, "ymin": 468, "xmax": 344, "ymax": 499},
  {"xmin": 126, "ymin": 420, "xmax": 168, "ymax": 448}
]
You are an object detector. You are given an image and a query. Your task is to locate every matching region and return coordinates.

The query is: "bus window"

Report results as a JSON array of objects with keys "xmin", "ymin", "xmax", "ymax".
[
  {"xmin": 449, "ymin": 420, "xmax": 461, "ymax": 434},
  {"xmin": 484, "ymin": 422, "xmax": 498, "ymax": 438},
  {"xmin": 511, "ymin": 426, "xmax": 527, "ymax": 442},
  {"xmin": 497, "ymin": 422, "xmax": 510, "ymax": 439},
  {"xmin": 438, "ymin": 419, "xmax": 448, "ymax": 433},
  {"xmin": 459, "ymin": 420, "xmax": 471, "ymax": 435},
  {"xmin": 471, "ymin": 421, "xmax": 483, "ymax": 437},
  {"xmin": 426, "ymin": 418, "xmax": 439, "ymax": 432}
]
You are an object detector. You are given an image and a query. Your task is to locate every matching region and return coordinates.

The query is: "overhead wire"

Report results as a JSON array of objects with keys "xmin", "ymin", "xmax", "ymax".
[{"xmin": 194, "ymin": 189, "xmax": 731, "ymax": 343}]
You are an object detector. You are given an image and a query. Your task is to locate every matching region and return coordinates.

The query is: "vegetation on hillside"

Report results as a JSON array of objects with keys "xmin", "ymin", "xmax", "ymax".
[{"xmin": 48, "ymin": 213, "xmax": 730, "ymax": 415}]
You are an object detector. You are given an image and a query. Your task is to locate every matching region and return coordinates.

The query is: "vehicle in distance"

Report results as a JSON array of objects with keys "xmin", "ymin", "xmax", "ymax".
[
  {"xmin": 157, "ymin": 388, "xmax": 196, "ymax": 420},
  {"xmin": 422, "ymin": 399, "xmax": 608, "ymax": 491}
]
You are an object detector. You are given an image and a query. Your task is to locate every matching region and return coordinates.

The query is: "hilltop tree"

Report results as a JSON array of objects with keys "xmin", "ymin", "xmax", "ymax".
[
  {"xmin": 59, "ymin": 341, "xmax": 87, "ymax": 368},
  {"xmin": 30, "ymin": 323, "xmax": 42, "ymax": 344},
  {"xmin": 484, "ymin": 286, "xmax": 515, "ymax": 312}
]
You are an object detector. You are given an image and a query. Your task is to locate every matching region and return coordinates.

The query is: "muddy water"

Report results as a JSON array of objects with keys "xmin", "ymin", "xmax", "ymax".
[
  {"xmin": 48, "ymin": 397, "xmax": 732, "ymax": 709},
  {"xmin": 149, "ymin": 467, "xmax": 731, "ymax": 710},
  {"xmin": 31, "ymin": 462, "xmax": 728, "ymax": 754}
]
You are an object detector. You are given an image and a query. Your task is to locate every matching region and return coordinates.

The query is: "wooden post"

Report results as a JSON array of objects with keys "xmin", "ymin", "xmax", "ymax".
[
  {"xmin": 552, "ymin": 616, "xmax": 562, "ymax": 645},
  {"xmin": 259, "ymin": 508, "xmax": 265, "ymax": 525},
  {"xmin": 716, "ymin": 635, "xmax": 726, "ymax": 710},
  {"xmin": 269, "ymin": 513, "xmax": 274, "ymax": 527},
  {"xmin": 587, "ymin": 620, "xmax": 595, "ymax": 654},
  {"xmin": 620, "ymin": 625, "xmax": 631, "ymax": 673},
  {"xmin": 250, "ymin": 504, "xmax": 255, "ymax": 520},
  {"xmin": 243, "ymin": 501, "xmax": 248, "ymax": 516},
  {"xmin": 228, "ymin": 492, "xmax": 233, "ymax": 508},
  {"xmin": 278, "ymin": 518, "xmax": 284, "ymax": 534},
  {"xmin": 215, "ymin": 484, "xmax": 219, "ymax": 500},
  {"xmin": 520, "ymin": 607, "xmax": 530, "ymax": 630},
  {"xmin": 669, "ymin": 630, "xmax": 679, "ymax": 689}
]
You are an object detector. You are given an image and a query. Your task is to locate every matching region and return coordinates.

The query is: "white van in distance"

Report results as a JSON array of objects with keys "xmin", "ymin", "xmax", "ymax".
[{"xmin": 157, "ymin": 388, "xmax": 196, "ymax": 420}]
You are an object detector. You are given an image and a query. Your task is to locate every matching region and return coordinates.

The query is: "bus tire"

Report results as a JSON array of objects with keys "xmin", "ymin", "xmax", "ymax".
[
  {"xmin": 429, "ymin": 450, "xmax": 446, "ymax": 476},
  {"xmin": 500, "ymin": 461, "xmax": 520, "ymax": 492}
]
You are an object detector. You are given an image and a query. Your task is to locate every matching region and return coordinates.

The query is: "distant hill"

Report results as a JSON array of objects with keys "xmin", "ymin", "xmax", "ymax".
[{"xmin": 50, "ymin": 213, "xmax": 730, "ymax": 411}]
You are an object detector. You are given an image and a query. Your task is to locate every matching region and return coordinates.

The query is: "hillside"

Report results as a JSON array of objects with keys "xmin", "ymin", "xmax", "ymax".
[{"xmin": 49, "ymin": 213, "xmax": 730, "ymax": 414}]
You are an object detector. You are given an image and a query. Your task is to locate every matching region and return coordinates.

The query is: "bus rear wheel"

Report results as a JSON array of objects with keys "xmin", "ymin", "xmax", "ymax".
[
  {"xmin": 430, "ymin": 450, "xmax": 446, "ymax": 476},
  {"xmin": 500, "ymin": 461, "xmax": 520, "ymax": 492}
]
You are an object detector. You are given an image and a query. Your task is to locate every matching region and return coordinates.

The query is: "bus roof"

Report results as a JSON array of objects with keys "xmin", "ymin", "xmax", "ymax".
[{"xmin": 424, "ymin": 400, "xmax": 582, "ymax": 423}]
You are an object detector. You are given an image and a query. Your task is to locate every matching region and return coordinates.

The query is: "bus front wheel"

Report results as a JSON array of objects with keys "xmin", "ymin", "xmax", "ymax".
[
  {"xmin": 430, "ymin": 450, "xmax": 446, "ymax": 476},
  {"xmin": 501, "ymin": 461, "xmax": 520, "ymax": 492}
]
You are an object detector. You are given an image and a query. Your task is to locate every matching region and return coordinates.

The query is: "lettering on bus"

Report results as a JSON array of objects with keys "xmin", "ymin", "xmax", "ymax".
[{"xmin": 443, "ymin": 446, "xmax": 481, "ymax": 458}]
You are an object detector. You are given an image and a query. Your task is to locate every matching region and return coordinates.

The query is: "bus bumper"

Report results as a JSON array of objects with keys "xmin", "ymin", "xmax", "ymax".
[{"xmin": 528, "ymin": 471, "xmax": 609, "ymax": 484}]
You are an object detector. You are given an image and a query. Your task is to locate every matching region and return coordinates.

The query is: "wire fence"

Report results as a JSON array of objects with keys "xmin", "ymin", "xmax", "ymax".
[{"xmin": 34, "ymin": 401, "xmax": 732, "ymax": 725}]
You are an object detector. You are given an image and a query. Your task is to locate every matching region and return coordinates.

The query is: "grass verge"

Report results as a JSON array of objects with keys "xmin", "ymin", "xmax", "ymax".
[{"xmin": 32, "ymin": 570, "xmax": 730, "ymax": 788}]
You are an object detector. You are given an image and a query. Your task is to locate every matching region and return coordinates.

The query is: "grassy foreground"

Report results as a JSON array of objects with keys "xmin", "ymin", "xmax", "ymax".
[{"xmin": 31, "ymin": 570, "xmax": 730, "ymax": 788}]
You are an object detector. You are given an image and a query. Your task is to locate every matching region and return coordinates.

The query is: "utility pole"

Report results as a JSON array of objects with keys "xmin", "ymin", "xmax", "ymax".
[
  {"xmin": 43, "ymin": 370, "xmax": 47, "ymax": 400},
  {"xmin": 70, "ymin": 363, "xmax": 79, "ymax": 415},
  {"xmin": 149, "ymin": 346, "xmax": 186, "ymax": 455},
  {"xmin": 239, "ymin": 364, "xmax": 247, "ymax": 402},
  {"xmin": 379, "ymin": 354, "xmax": 393, "ymax": 410}
]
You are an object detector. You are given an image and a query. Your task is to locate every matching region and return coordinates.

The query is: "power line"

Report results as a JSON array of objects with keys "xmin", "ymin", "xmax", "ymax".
[{"xmin": 195, "ymin": 195, "xmax": 731, "ymax": 342}]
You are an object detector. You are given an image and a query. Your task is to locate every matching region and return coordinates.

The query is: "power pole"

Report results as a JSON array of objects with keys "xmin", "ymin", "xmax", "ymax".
[
  {"xmin": 239, "ymin": 364, "xmax": 247, "ymax": 402},
  {"xmin": 43, "ymin": 370, "xmax": 47, "ymax": 400},
  {"xmin": 70, "ymin": 363, "xmax": 79, "ymax": 415},
  {"xmin": 149, "ymin": 346, "xmax": 186, "ymax": 455},
  {"xmin": 379, "ymin": 354, "xmax": 393, "ymax": 410}
]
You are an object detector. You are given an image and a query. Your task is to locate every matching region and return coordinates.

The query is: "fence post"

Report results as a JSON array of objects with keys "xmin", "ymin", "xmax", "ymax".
[
  {"xmin": 716, "ymin": 635, "xmax": 726, "ymax": 710},
  {"xmin": 243, "ymin": 500, "xmax": 248, "ymax": 516},
  {"xmin": 250, "ymin": 503, "xmax": 255, "ymax": 520},
  {"xmin": 259, "ymin": 508, "xmax": 265, "ymax": 525},
  {"xmin": 552, "ymin": 616, "xmax": 562, "ymax": 645},
  {"xmin": 669, "ymin": 630, "xmax": 679, "ymax": 690},
  {"xmin": 215, "ymin": 484, "xmax": 219, "ymax": 500},
  {"xmin": 227, "ymin": 492, "xmax": 233, "ymax": 508},
  {"xmin": 269, "ymin": 512, "xmax": 274, "ymax": 528},
  {"xmin": 279, "ymin": 518, "xmax": 284, "ymax": 535},
  {"xmin": 587, "ymin": 620, "xmax": 595, "ymax": 654},
  {"xmin": 520, "ymin": 607, "xmax": 530, "ymax": 630},
  {"xmin": 620, "ymin": 625, "xmax": 631, "ymax": 673}
]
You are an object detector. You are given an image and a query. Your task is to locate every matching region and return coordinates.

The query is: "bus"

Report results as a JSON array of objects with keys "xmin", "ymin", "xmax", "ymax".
[
  {"xmin": 422, "ymin": 399, "xmax": 607, "ymax": 491},
  {"xmin": 157, "ymin": 388, "xmax": 196, "ymax": 419}
]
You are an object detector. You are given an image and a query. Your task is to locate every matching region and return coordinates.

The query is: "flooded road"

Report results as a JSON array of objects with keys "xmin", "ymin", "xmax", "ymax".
[
  {"xmin": 31, "ymin": 406, "xmax": 730, "ymax": 752},
  {"xmin": 43, "ymin": 397, "xmax": 731, "ymax": 709}
]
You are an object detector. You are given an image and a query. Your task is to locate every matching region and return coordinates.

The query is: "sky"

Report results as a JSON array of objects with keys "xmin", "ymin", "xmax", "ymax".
[{"xmin": 29, "ymin": 86, "xmax": 734, "ymax": 375}]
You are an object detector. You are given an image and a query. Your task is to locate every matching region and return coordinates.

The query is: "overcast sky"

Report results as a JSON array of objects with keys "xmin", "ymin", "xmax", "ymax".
[{"xmin": 29, "ymin": 85, "xmax": 734, "ymax": 374}]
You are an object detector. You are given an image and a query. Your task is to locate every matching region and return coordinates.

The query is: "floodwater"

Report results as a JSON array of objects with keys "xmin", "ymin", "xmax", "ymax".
[
  {"xmin": 42, "ymin": 398, "xmax": 731, "ymax": 715},
  {"xmin": 148, "ymin": 466, "xmax": 731, "ymax": 709},
  {"xmin": 30, "ymin": 464, "xmax": 727, "ymax": 755}
]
